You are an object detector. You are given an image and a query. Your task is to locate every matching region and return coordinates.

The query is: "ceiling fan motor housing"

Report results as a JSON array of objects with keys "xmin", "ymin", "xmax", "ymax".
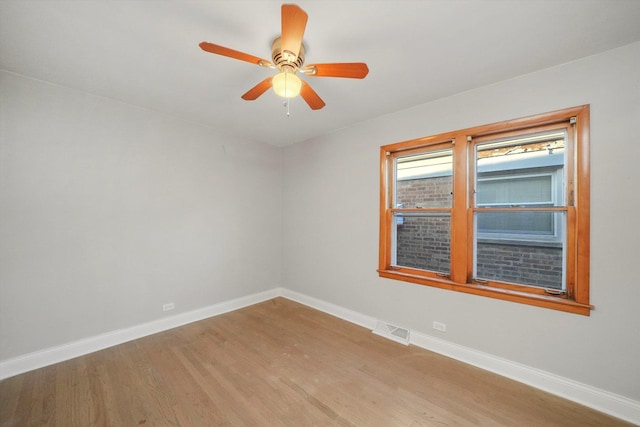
[{"xmin": 271, "ymin": 37, "xmax": 305, "ymax": 72}]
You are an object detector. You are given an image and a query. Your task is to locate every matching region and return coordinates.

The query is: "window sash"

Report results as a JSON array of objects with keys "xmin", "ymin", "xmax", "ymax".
[
  {"xmin": 473, "ymin": 210, "xmax": 567, "ymax": 291},
  {"xmin": 392, "ymin": 212, "xmax": 451, "ymax": 274}
]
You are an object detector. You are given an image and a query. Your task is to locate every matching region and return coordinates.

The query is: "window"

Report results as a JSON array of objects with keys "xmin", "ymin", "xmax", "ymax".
[{"xmin": 379, "ymin": 105, "xmax": 591, "ymax": 315}]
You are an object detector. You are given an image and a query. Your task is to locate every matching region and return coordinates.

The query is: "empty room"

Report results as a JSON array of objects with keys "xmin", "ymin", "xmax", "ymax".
[{"xmin": 1, "ymin": 1, "xmax": 640, "ymax": 425}]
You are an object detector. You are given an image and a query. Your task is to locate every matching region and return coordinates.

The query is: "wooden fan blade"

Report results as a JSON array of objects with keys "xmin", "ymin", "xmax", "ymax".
[
  {"xmin": 300, "ymin": 81, "xmax": 325, "ymax": 110},
  {"xmin": 199, "ymin": 42, "xmax": 272, "ymax": 67},
  {"xmin": 241, "ymin": 77, "xmax": 273, "ymax": 100},
  {"xmin": 302, "ymin": 63, "xmax": 369, "ymax": 79},
  {"xmin": 281, "ymin": 4, "xmax": 308, "ymax": 60}
]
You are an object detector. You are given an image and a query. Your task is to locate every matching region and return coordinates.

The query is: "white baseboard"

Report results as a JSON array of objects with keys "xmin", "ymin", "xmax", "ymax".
[
  {"xmin": 2, "ymin": 287, "xmax": 639, "ymax": 425},
  {"xmin": 0, "ymin": 288, "xmax": 279, "ymax": 380},
  {"xmin": 278, "ymin": 288, "xmax": 378, "ymax": 330},
  {"xmin": 279, "ymin": 290, "xmax": 640, "ymax": 426},
  {"xmin": 409, "ymin": 332, "xmax": 640, "ymax": 426}
]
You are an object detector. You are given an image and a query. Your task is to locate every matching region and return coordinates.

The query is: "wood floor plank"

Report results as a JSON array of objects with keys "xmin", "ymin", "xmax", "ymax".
[
  {"xmin": 0, "ymin": 297, "xmax": 635, "ymax": 426},
  {"xmin": 1, "ymin": 372, "xmax": 30, "ymax": 426}
]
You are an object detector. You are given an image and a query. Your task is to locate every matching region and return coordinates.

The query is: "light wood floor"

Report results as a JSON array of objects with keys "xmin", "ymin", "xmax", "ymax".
[{"xmin": 0, "ymin": 298, "xmax": 634, "ymax": 426}]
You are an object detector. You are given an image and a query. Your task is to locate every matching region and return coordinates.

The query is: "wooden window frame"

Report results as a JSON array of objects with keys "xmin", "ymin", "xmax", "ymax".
[{"xmin": 378, "ymin": 105, "xmax": 591, "ymax": 315}]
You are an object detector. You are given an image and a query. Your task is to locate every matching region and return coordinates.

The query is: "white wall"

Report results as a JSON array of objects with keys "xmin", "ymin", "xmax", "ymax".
[
  {"xmin": 0, "ymin": 71, "xmax": 282, "ymax": 361},
  {"xmin": 283, "ymin": 41, "xmax": 640, "ymax": 402}
]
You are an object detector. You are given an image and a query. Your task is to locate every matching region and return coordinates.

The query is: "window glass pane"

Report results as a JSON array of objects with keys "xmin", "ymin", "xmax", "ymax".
[
  {"xmin": 395, "ymin": 149, "xmax": 452, "ymax": 208},
  {"xmin": 476, "ymin": 131, "xmax": 566, "ymax": 172},
  {"xmin": 394, "ymin": 213, "xmax": 450, "ymax": 274},
  {"xmin": 476, "ymin": 130, "xmax": 565, "ymax": 206},
  {"xmin": 474, "ymin": 211, "xmax": 566, "ymax": 290}
]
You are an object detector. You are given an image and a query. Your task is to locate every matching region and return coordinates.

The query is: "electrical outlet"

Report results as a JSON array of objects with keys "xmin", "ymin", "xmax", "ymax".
[
  {"xmin": 162, "ymin": 302, "xmax": 175, "ymax": 312},
  {"xmin": 433, "ymin": 321, "xmax": 446, "ymax": 332}
]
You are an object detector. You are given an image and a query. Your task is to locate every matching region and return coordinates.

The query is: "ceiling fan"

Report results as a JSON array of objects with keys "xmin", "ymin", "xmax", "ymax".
[{"xmin": 199, "ymin": 3, "xmax": 369, "ymax": 110}]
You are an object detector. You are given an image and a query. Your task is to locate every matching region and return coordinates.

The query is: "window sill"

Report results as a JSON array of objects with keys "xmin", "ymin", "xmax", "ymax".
[{"xmin": 377, "ymin": 269, "xmax": 593, "ymax": 316}]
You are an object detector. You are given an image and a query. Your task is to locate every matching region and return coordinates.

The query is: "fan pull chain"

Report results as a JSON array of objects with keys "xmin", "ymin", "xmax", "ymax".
[
  {"xmin": 284, "ymin": 100, "xmax": 291, "ymax": 117},
  {"xmin": 285, "ymin": 74, "xmax": 290, "ymax": 116}
]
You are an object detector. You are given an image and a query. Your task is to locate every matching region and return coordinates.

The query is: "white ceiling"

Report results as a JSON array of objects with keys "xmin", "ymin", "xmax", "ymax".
[{"xmin": 2, "ymin": 0, "xmax": 640, "ymax": 147}]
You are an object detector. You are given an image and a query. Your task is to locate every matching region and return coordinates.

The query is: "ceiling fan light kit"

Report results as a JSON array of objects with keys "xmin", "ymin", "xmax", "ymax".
[
  {"xmin": 199, "ymin": 3, "xmax": 369, "ymax": 111},
  {"xmin": 272, "ymin": 71, "xmax": 302, "ymax": 98}
]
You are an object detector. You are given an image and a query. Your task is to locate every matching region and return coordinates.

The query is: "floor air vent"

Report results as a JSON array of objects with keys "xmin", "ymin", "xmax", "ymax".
[{"xmin": 373, "ymin": 321, "xmax": 410, "ymax": 345}]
